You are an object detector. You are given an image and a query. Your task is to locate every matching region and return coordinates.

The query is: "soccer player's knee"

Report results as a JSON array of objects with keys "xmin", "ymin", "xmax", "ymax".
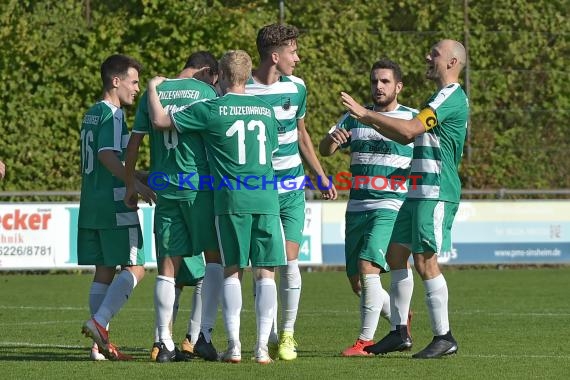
[
  {"xmin": 413, "ymin": 253, "xmax": 439, "ymax": 279},
  {"xmin": 254, "ymin": 267, "xmax": 275, "ymax": 280},
  {"xmin": 125, "ymin": 265, "xmax": 145, "ymax": 282}
]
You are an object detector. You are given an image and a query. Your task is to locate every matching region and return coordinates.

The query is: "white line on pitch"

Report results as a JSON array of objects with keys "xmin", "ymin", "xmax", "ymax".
[
  {"xmin": 0, "ymin": 305, "xmax": 568, "ymax": 317},
  {"xmin": 461, "ymin": 354, "xmax": 570, "ymax": 359},
  {"xmin": 0, "ymin": 342, "xmax": 85, "ymax": 349},
  {"xmin": 0, "ymin": 341, "xmax": 148, "ymax": 352},
  {"xmin": 0, "ymin": 320, "xmax": 84, "ymax": 326}
]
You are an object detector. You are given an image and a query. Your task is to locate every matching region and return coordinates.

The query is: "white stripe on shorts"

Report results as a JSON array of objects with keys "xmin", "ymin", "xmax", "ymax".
[
  {"xmin": 113, "ymin": 187, "xmax": 126, "ymax": 201},
  {"xmin": 116, "ymin": 212, "xmax": 139, "ymax": 226},
  {"xmin": 214, "ymin": 216, "xmax": 226, "ymax": 267},
  {"xmin": 278, "ymin": 220, "xmax": 287, "ymax": 265},
  {"xmin": 433, "ymin": 201, "xmax": 445, "ymax": 254},
  {"xmin": 128, "ymin": 227, "xmax": 138, "ymax": 265}
]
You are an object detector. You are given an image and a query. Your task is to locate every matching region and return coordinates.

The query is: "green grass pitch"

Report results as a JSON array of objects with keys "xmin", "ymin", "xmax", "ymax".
[{"xmin": 1, "ymin": 267, "xmax": 569, "ymax": 379}]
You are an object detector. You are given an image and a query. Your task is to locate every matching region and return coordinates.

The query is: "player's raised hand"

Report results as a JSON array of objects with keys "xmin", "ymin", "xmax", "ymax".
[{"xmin": 341, "ymin": 92, "xmax": 369, "ymax": 121}]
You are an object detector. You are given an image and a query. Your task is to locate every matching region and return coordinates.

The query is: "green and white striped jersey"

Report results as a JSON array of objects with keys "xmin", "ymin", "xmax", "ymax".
[
  {"xmin": 79, "ymin": 100, "xmax": 139, "ymax": 229},
  {"xmin": 335, "ymin": 104, "xmax": 417, "ymax": 212},
  {"xmin": 245, "ymin": 75, "xmax": 306, "ymax": 194},
  {"xmin": 408, "ymin": 83, "xmax": 469, "ymax": 202},
  {"xmin": 133, "ymin": 78, "xmax": 217, "ymax": 199}
]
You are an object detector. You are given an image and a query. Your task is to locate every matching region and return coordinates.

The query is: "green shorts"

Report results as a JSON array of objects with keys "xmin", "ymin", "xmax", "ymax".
[
  {"xmin": 390, "ymin": 199, "xmax": 459, "ymax": 255},
  {"xmin": 154, "ymin": 192, "xmax": 218, "ymax": 259},
  {"xmin": 77, "ymin": 226, "xmax": 145, "ymax": 266},
  {"xmin": 344, "ymin": 209, "xmax": 399, "ymax": 276},
  {"xmin": 278, "ymin": 190, "xmax": 305, "ymax": 244},
  {"xmin": 176, "ymin": 254, "xmax": 206, "ymax": 287},
  {"xmin": 215, "ymin": 214, "xmax": 286, "ymax": 268},
  {"xmin": 190, "ymin": 191, "xmax": 219, "ymax": 253}
]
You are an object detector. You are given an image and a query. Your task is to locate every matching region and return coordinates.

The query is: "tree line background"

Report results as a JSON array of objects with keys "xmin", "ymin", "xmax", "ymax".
[{"xmin": 0, "ymin": 0, "xmax": 568, "ymax": 200}]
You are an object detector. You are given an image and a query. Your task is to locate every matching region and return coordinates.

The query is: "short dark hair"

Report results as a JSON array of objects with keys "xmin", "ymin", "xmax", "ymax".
[
  {"xmin": 100, "ymin": 54, "xmax": 142, "ymax": 90},
  {"xmin": 183, "ymin": 51, "xmax": 218, "ymax": 75},
  {"xmin": 371, "ymin": 58, "xmax": 403, "ymax": 83},
  {"xmin": 256, "ymin": 23, "xmax": 299, "ymax": 59}
]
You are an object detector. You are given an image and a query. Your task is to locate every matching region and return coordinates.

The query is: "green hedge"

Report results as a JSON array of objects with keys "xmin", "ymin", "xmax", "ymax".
[{"xmin": 1, "ymin": 0, "xmax": 568, "ymax": 198}]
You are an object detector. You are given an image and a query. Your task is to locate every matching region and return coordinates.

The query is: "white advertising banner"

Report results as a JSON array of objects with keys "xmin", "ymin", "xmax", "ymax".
[
  {"xmin": 321, "ymin": 200, "xmax": 570, "ymax": 265},
  {"xmin": 0, "ymin": 202, "xmax": 322, "ymax": 270},
  {"xmin": 0, "ymin": 204, "xmax": 70, "ymax": 269}
]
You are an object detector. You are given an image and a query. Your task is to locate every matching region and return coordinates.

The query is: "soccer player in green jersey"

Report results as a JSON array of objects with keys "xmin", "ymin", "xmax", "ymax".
[
  {"xmin": 124, "ymin": 52, "xmax": 222, "ymax": 363},
  {"xmin": 79, "ymin": 54, "xmax": 155, "ymax": 361},
  {"xmin": 342, "ymin": 39, "xmax": 469, "ymax": 359},
  {"xmin": 245, "ymin": 23, "xmax": 337, "ymax": 361},
  {"xmin": 148, "ymin": 50, "xmax": 286, "ymax": 364},
  {"xmin": 320, "ymin": 59, "xmax": 416, "ymax": 356}
]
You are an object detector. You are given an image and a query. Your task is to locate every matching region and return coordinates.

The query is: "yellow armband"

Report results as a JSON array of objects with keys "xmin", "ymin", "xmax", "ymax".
[{"xmin": 417, "ymin": 108, "xmax": 438, "ymax": 131}]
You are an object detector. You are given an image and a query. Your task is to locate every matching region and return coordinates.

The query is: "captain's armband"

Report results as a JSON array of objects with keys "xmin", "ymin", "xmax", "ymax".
[{"xmin": 416, "ymin": 107, "xmax": 438, "ymax": 131}]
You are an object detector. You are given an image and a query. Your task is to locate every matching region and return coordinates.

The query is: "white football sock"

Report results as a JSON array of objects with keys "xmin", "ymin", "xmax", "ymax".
[
  {"xmin": 200, "ymin": 263, "xmax": 223, "ymax": 342},
  {"xmin": 359, "ymin": 274, "xmax": 384, "ymax": 341},
  {"xmin": 93, "ymin": 270, "xmax": 137, "ymax": 327},
  {"xmin": 188, "ymin": 279, "xmax": 203, "ymax": 344},
  {"xmin": 222, "ymin": 276, "xmax": 242, "ymax": 344},
  {"xmin": 155, "ymin": 275, "xmax": 176, "ymax": 351},
  {"xmin": 255, "ymin": 277, "xmax": 277, "ymax": 347},
  {"xmin": 89, "ymin": 282, "xmax": 109, "ymax": 317},
  {"xmin": 153, "ymin": 286, "xmax": 182, "ymax": 342},
  {"xmin": 424, "ymin": 274, "xmax": 449, "ymax": 336},
  {"xmin": 256, "ymin": 275, "xmax": 278, "ymax": 343},
  {"xmin": 389, "ymin": 268, "xmax": 414, "ymax": 329},
  {"xmin": 280, "ymin": 259, "xmax": 301, "ymax": 333}
]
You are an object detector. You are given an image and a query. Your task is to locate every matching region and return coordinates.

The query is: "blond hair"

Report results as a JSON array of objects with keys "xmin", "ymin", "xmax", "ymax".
[{"xmin": 219, "ymin": 50, "xmax": 252, "ymax": 87}]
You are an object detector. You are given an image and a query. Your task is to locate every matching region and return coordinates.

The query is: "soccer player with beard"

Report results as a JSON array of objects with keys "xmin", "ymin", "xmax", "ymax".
[
  {"xmin": 319, "ymin": 59, "xmax": 416, "ymax": 356},
  {"xmin": 342, "ymin": 39, "xmax": 469, "ymax": 359}
]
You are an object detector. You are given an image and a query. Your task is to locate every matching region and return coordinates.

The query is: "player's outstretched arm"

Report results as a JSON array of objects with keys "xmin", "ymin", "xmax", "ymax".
[
  {"xmin": 298, "ymin": 119, "xmax": 338, "ymax": 200},
  {"xmin": 341, "ymin": 91, "xmax": 423, "ymax": 144}
]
